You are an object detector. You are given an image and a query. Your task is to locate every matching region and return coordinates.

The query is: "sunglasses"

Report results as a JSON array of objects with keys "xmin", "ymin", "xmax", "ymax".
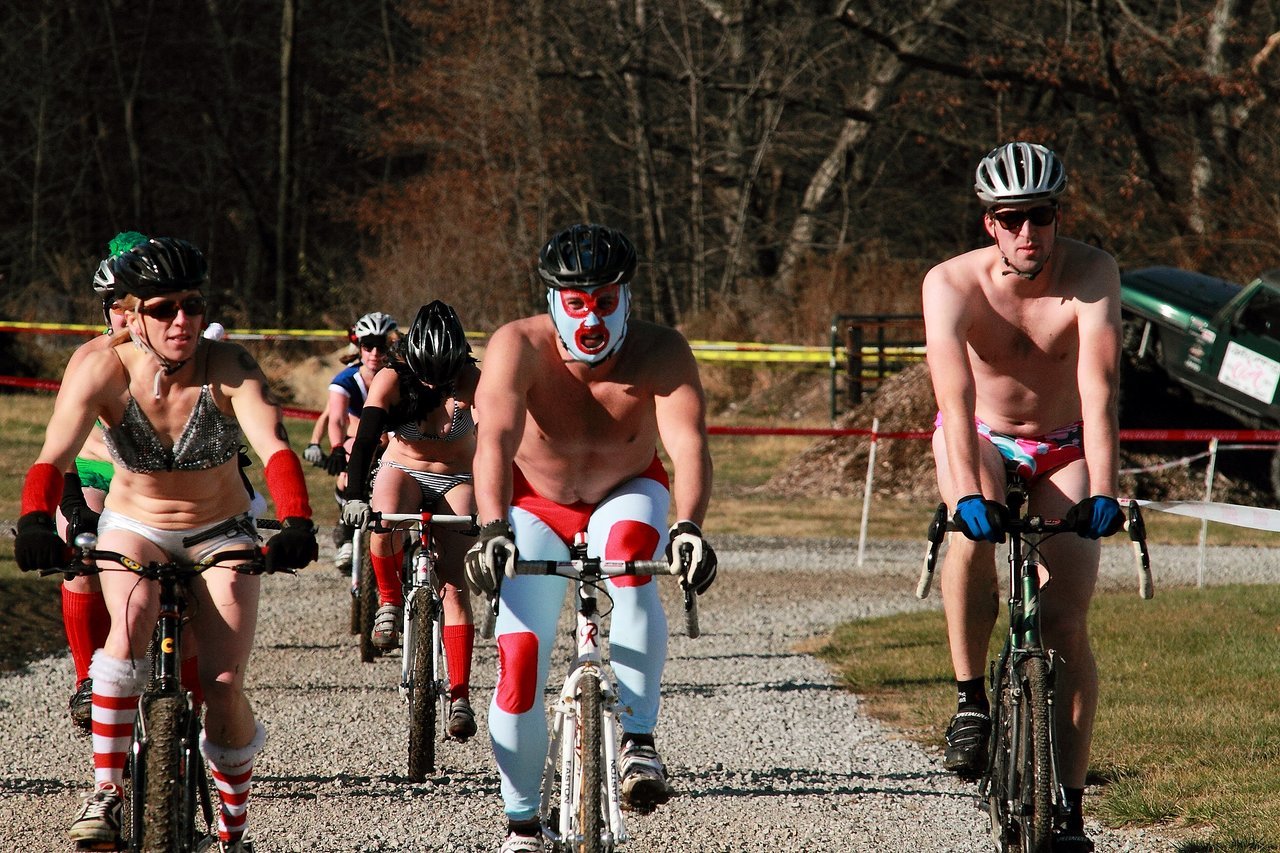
[
  {"xmin": 989, "ymin": 205, "xmax": 1057, "ymax": 232},
  {"xmin": 136, "ymin": 295, "xmax": 208, "ymax": 321},
  {"xmin": 359, "ymin": 335, "xmax": 388, "ymax": 351}
]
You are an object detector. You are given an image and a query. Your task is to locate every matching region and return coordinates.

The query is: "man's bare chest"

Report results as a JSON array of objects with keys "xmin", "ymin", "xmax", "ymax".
[
  {"xmin": 526, "ymin": 376, "xmax": 654, "ymax": 445},
  {"xmin": 970, "ymin": 300, "xmax": 1079, "ymax": 367}
]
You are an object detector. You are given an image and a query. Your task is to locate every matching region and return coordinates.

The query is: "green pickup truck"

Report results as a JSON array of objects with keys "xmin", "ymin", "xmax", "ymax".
[{"xmin": 1121, "ymin": 265, "xmax": 1280, "ymax": 489}]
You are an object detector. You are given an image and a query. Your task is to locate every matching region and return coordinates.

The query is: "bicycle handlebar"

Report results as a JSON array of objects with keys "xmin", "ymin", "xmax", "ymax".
[
  {"xmin": 477, "ymin": 552, "xmax": 701, "ymax": 641},
  {"xmin": 916, "ymin": 500, "xmax": 1153, "ymax": 601},
  {"xmin": 361, "ymin": 511, "xmax": 479, "ymax": 536},
  {"xmin": 47, "ymin": 534, "xmax": 272, "ymax": 580}
]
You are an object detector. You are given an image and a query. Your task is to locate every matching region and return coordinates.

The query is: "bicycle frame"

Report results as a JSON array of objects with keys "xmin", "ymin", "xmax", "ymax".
[
  {"xmin": 986, "ymin": 473, "xmax": 1061, "ymax": 851},
  {"xmin": 918, "ymin": 475, "xmax": 1152, "ymax": 853},
  {"xmin": 362, "ymin": 511, "xmax": 476, "ymax": 779},
  {"xmin": 541, "ymin": 543, "xmax": 628, "ymax": 851},
  {"xmin": 54, "ymin": 535, "xmax": 269, "ymax": 853},
  {"xmin": 485, "ymin": 534, "xmax": 696, "ymax": 853}
]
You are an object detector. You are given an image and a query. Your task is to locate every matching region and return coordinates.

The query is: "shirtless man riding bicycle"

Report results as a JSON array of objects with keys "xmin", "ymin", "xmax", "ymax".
[
  {"xmin": 924, "ymin": 142, "xmax": 1124, "ymax": 853},
  {"xmin": 464, "ymin": 223, "xmax": 717, "ymax": 853}
]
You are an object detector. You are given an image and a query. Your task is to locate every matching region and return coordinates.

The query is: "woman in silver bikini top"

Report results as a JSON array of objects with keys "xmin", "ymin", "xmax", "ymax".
[{"xmin": 101, "ymin": 346, "xmax": 242, "ymax": 474}]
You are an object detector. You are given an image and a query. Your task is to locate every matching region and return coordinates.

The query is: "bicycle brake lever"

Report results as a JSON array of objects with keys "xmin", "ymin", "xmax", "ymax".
[
  {"xmin": 917, "ymin": 502, "xmax": 948, "ymax": 600},
  {"xmin": 1126, "ymin": 502, "xmax": 1153, "ymax": 600}
]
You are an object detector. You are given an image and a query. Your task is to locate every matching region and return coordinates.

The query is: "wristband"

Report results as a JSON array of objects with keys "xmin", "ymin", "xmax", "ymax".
[
  {"xmin": 264, "ymin": 450, "xmax": 313, "ymax": 521},
  {"xmin": 22, "ymin": 462, "xmax": 63, "ymax": 516}
]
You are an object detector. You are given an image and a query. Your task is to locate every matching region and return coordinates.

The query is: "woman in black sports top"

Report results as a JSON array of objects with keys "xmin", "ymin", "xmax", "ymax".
[{"xmin": 341, "ymin": 300, "xmax": 481, "ymax": 740}]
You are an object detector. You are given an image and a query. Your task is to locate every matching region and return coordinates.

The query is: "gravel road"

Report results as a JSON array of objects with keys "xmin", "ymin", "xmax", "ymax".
[{"xmin": 2, "ymin": 533, "xmax": 1246, "ymax": 852}]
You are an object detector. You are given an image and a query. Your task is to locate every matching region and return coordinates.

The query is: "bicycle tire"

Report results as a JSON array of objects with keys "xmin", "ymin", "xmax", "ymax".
[
  {"xmin": 357, "ymin": 543, "xmax": 378, "ymax": 663},
  {"xmin": 986, "ymin": 657, "xmax": 1015, "ymax": 853},
  {"xmin": 137, "ymin": 693, "xmax": 193, "ymax": 852},
  {"xmin": 574, "ymin": 672, "xmax": 604, "ymax": 853},
  {"xmin": 407, "ymin": 599, "xmax": 438, "ymax": 780},
  {"xmin": 1015, "ymin": 656, "xmax": 1054, "ymax": 852}
]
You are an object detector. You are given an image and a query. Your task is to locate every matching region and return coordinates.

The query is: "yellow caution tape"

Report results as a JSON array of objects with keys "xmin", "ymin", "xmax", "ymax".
[{"xmin": 0, "ymin": 321, "xmax": 924, "ymax": 365}]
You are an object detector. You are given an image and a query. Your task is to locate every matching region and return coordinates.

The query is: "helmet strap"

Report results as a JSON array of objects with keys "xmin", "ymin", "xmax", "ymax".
[
  {"xmin": 998, "ymin": 221, "xmax": 1057, "ymax": 281},
  {"xmin": 1000, "ymin": 253, "xmax": 1047, "ymax": 280},
  {"xmin": 130, "ymin": 321, "xmax": 192, "ymax": 398}
]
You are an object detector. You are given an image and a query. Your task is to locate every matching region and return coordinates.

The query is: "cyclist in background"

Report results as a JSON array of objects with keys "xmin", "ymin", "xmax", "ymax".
[
  {"xmin": 923, "ymin": 142, "xmax": 1122, "ymax": 853},
  {"xmin": 465, "ymin": 223, "xmax": 717, "ymax": 853},
  {"xmin": 55, "ymin": 232, "xmax": 146, "ymax": 731},
  {"xmin": 341, "ymin": 300, "xmax": 481, "ymax": 739},
  {"xmin": 13, "ymin": 236, "xmax": 318, "ymax": 853},
  {"xmin": 324, "ymin": 311, "xmax": 398, "ymax": 573}
]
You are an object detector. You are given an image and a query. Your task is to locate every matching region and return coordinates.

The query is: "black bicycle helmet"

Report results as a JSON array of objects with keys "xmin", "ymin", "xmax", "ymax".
[
  {"xmin": 537, "ymin": 224, "xmax": 637, "ymax": 289},
  {"xmin": 403, "ymin": 300, "xmax": 470, "ymax": 387},
  {"xmin": 110, "ymin": 236, "xmax": 209, "ymax": 299}
]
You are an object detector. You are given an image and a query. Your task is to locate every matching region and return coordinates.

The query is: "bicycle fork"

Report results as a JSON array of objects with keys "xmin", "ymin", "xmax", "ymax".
[{"xmin": 544, "ymin": 663, "xmax": 628, "ymax": 849}]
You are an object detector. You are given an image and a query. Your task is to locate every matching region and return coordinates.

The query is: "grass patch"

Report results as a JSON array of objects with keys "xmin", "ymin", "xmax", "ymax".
[{"xmin": 816, "ymin": 585, "xmax": 1280, "ymax": 850}]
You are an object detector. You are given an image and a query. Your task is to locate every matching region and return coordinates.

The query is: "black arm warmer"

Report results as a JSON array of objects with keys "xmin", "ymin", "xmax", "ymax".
[
  {"xmin": 60, "ymin": 471, "xmax": 89, "ymax": 518},
  {"xmin": 344, "ymin": 405, "xmax": 388, "ymax": 501}
]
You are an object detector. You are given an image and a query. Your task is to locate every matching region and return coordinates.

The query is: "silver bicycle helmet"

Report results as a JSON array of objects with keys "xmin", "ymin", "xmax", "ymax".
[
  {"xmin": 352, "ymin": 311, "xmax": 398, "ymax": 340},
  {"xmin": 974, "ymin": 142, "xmax": 1067, "ymax": 206}
]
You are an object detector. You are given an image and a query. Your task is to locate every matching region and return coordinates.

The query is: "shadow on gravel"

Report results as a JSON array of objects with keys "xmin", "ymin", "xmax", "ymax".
[
  {"xmin": 255, "ymin": 770, "xmax": 500, "ymax": 799},
  {"xmin": 666, "ymin": 650, "xmax": 799, "ymax": 662},
  {"xmin": 0, "ymin": 776, "xmax": 82, "ymax": 795},
  {"xmin": 677, "ymin": 766, "xmax": 973, "ymax": 801},
  {"xmin": 660, "ymin": 679, "xmax": 844, "ymax": 695},
  {"xmin": 256, "ymin": 641, "xmax": 351, "ymax": 651}
]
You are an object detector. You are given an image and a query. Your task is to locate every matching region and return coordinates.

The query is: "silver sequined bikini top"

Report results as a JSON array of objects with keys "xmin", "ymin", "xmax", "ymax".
[{"xmin": 102, "ymin": 385, "xmax": 242, "ymax": 473}]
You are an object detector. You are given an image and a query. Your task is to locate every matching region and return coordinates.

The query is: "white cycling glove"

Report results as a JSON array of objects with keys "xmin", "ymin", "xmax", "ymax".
[
  {"xmin": 303, "ymin": 443, "xmax": 325, "ymax": 466},
  {"xmin": 666, "ymin": 520, "xmax": 718, "ymax": 594},
  {"xmin": 341, "ymin": 500, "xmax": 372, "ymax": 529},
  {"xmin": 464, "ymin": 520, "xmax": 517, "ymax": 596}
]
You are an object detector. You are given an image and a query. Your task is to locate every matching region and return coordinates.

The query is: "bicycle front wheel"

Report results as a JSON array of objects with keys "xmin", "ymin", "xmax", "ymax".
[
  {"xmin": 573, "ymin": 672, "xmax": 604, "ymax": 853},
  {"xmin": 407, "ymin": 600, "xmax": 438, "ymax": 780},
  {"xmin": 135, "ymin": 693, "xmax": 196, "ymax": 853},
  {"xmin": 357, "ymin": 544, "xmax": 378, "ymax": 663},
  {"xmin": 1013, "ymin": 656, "xmax": 1054, "ymax": 853}
]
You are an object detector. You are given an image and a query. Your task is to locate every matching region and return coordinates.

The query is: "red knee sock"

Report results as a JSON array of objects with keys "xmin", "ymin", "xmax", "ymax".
[
  {"xmin": 371, "ymin": 549, "xmax": 404, "ymax": 607},
  {"xmin": 442, "ymin": 624, "xmax": 474, "ymax": 700},
  {"xmin": 181, "ymin": 655, "xmax": 204, "ymax": 709},
  {"xmin": 62, "ymin": 585, "xmax": 110, "ymax": 685}
]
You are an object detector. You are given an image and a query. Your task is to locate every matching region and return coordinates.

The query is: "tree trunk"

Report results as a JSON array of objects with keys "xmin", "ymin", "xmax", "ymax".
[{"xmin": 276, "ymin": 0, "xmax": 296, "ymax": 325}]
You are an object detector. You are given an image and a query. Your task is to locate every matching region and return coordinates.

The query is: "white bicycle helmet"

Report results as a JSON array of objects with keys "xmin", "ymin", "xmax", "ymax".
[
  {"xmin": 974, "ymin": 142, "xmax": 1067, "ymax": 206},
  {"xmin": 351, "ymin": 311, "xmax": 398, "ymax": 340},
  {"xmin": 92, "ymin": 259, "xmax": 115, "ymax": 296},
  {"xmin": 93, "ymin": 231, "xmax": 150, "ymax": 296}
]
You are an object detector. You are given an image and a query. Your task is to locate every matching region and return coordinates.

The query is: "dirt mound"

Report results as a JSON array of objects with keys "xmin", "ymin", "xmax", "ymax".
[{"xmin": 765, "ymin": 363, "xmax": 1273, "ymax": 505}]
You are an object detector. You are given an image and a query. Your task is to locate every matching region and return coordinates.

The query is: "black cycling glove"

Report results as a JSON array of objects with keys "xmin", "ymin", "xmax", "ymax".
[
  {"xmin": 15, "ymin": 512, "xmax": 69, "ymax": 571},
  {"xmin": 266, "ymin": 517, "xmax": 319, "ymax": 571}
]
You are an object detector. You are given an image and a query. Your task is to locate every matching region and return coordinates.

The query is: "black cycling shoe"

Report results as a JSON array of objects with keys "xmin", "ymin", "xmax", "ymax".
[
  {"xmin": 1052, "ymin": 831, "xmax": 1095, "ymax": 853},
  {"xmin": 1053, "ymin": 806, "xmax": 1095, "ymax": 852},
  {"xmin": 69, "ymin": 678, "xmax": 93, "ymax": 733},
  {"xmin": 942, "ymin": 709, "xmax": 991, "ymax": 780}
]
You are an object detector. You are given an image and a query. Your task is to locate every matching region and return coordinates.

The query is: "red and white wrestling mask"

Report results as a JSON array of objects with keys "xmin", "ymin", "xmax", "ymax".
[{"xmin": 547, "ymin": 282, "xmax": 631, "ymax": 365}]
